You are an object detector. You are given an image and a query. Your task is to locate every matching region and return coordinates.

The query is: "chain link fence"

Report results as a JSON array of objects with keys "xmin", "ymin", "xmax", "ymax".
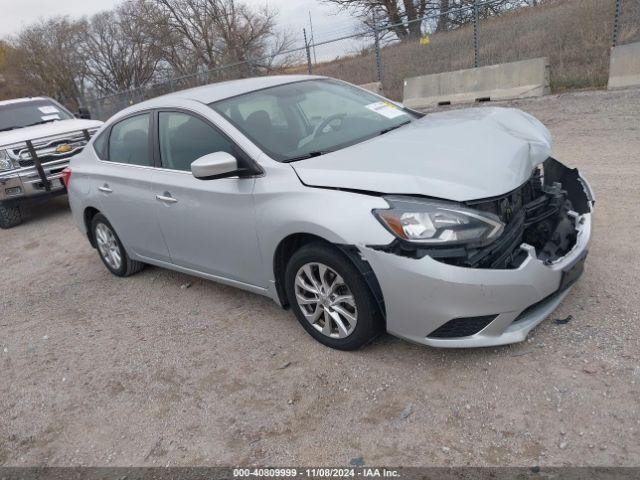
[
  {"xmin": 615, "ymin": 0, "xmax": 640, "ymax": 47},
  {"xmin": 85, "ymin": 0, "xmax": 639, "ymax": 120}
]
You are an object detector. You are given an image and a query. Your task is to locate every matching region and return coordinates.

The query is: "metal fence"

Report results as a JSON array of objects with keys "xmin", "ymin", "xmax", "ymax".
[{"xmin": 84, "ymin": 0, "xmax": 640, "ymax": 120}]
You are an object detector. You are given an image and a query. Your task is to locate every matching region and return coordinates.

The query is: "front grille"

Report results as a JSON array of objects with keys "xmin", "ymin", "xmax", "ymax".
[
  {"xmin": 464, "ymin": 210, "xmax": 527, "ymax": 269},
  {"xmin": 18, "ymin": 150, "xmax": 80, "ymax": 167},
  {"xmin": 369, "ymin": 159, "xmax": 581, "ymax": 270},
  {"xmin": 10, "ymin": 130, "xmax": 96, "ymax": 168},
  {"xmin": 469, "ymin": 169, "xmax": 542, "ymax": 223},
  {"xmin": 460, "ymin": 171, "xmax": 542, "ymax": 268},
  {"xmin": 438, "ymin": 166, "xmax": 573, "ymax": 269},
  {"xmin": 428, "ymin": 314, "xmax": 498, "ymax": 339}
]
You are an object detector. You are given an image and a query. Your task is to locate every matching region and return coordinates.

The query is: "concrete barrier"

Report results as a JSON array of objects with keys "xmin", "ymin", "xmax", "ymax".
[
  {"xmin": 403, "ymin": 57, "xmax": 550, "ymax": 109},
  {"xmin": 608, "ymin": 42, "xmax": 640, "ymax": 90},
  {"xmin": 359, "ymin": 82, "xmax": 383, "ymax": 95}
]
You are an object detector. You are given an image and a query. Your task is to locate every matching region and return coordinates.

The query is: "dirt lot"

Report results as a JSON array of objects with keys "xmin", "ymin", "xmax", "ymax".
[{"xmin": 1, "ymin": 88, "xmax": 639, "ymax": 467}]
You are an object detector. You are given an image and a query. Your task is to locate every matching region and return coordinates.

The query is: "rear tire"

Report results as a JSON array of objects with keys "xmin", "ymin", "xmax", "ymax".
[
  {"xmin": 285, "ymin": 242, "xmax": 382, "ymax": 350},
  {"xmin": 0, "ymin": 204, "xmax": 22, "ymax": 229},
  {"xmin": 91, "ymin": 213, "xmax": 144, "ymax": 277}
]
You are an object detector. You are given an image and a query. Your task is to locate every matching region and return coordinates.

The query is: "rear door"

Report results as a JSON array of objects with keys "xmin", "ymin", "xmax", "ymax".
[
  {"xmin": 94, "ymin": 112, "xmax": 170, "ymax": 262},
  {"xmin": 151, "ymin": 109, "xmax": 262, "ymax": 286}
]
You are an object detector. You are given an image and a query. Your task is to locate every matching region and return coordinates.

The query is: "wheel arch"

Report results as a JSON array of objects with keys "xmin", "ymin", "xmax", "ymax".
[
  {"xmin": 272, "ymin": 232, "xmax": 386, "ymax": 323},
  {"xmin": 83, "ymin": 206, "xmax": 101, "ymax": 248}
]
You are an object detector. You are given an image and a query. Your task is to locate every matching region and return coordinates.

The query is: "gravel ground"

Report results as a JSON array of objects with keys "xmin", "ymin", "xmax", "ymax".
[{"xmin": 1, "ymin": 88, "xmax": 639, "ymax": 467}]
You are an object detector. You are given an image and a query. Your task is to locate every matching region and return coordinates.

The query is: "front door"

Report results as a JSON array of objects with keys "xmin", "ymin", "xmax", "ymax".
[{"xmin": 151, "ymin": 110, "xmax": 263, "ymax": 287}]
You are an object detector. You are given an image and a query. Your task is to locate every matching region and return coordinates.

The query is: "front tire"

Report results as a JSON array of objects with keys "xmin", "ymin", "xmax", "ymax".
[
  {"xmin": 0, "ymin": 204, "xmax": 22, "ymax": 229},
  {"xmin": 285, "ymin": 242, "xmax": 383, "ymax": 350},
  {"xmin": 91, "ymin": 213, "xmax": 144, "ymax": 277}
]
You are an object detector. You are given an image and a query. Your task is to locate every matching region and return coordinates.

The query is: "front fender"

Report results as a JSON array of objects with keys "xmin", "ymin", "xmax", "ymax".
[{"xmin": 252, "ymin": 165, "xmax": 394, "ymax": 294}]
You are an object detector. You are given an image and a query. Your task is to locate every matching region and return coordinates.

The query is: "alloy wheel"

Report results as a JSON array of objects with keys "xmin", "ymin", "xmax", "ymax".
[
  {"xmin": 95, "ymin": 222, "xmax": 122, "ymax": 271},
  {"xmin": 294, "ymin": 262, "xmax": 358, "ymax": 339}
]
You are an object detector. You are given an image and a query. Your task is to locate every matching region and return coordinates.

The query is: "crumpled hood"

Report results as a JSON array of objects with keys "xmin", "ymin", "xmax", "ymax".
[
  {"xmin": 0, "ymin": 119, "xmax": 103, "ymax": 147},
  {"xmin": 291, "ymin": 107, "xmax": 552, "ymax": 202}
]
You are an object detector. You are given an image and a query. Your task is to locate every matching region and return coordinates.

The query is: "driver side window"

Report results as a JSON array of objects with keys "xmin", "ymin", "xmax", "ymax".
[
  {"xmin": 158, "ymin": 111, "xmax": 234, "ymax": 172},
  {"xmin": 298, "ymin": 89, "xmax": 367, "ymax": 128}
]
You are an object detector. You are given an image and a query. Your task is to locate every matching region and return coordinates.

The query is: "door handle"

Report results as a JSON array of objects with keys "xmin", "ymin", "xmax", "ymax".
[
  {"xmin": 98, "ymin": 185, "xmax": 112, "ymax": 193},
  {"xmin": 156, "ymin": 194, "xmax": 178, "ymax": 204}
]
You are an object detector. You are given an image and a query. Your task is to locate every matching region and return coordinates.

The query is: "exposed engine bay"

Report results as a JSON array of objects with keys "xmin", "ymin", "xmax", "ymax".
[{"xmin": 375, "ymin": 157, "xmax": 594, "ymax": 269}]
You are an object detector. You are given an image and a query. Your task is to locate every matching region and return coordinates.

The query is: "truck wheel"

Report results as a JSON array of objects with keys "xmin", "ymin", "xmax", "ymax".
[{"xmin": 0, "ymin": 204, "xmax": 22, "ymax": 229}]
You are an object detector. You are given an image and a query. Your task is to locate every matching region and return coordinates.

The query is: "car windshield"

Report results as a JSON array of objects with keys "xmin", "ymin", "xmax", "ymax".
[
  {"xmin": 0, "ymin": 99, "xmax": 74, "ymax": 132},
  {"xmin": 210, "ymin": 79, "xmax": 418, "ymax": 162}
]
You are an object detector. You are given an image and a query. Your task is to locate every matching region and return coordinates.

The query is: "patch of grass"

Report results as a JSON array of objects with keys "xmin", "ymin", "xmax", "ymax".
[{"xmin": 309, "ymin": 0, "xmax": 640, "ymax": 100}]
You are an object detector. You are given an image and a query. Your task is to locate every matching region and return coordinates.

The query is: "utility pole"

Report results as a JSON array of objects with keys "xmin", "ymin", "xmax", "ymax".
[
  {"xmin": 473, "ymin": 0, "xmax": 480, "ymax": 68},
  {"xmin": 612, "ymin": 0, "xmax": 621, "ymax": 47},
  {"xmin": 303, "ymin": 28, "xmax": 313, "ymax": 74},
  {"xmin": 373, "ymin": 11, "xmax": 383, "ymax": 85},
  {"xmin": 309, "ymin": 11, "xmax": 317, "ymax": 65}
]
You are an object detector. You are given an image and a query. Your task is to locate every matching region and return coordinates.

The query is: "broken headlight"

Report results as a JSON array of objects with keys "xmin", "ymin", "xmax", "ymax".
[{"xmin": 373, "ymin": 197, "xmax": 504, "ymax": 247}]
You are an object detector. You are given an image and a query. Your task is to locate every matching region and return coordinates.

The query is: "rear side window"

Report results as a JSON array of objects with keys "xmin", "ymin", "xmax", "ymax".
[
  {"xmin": 158, "ymin": 111, "xmax": 234, "ymax": 172},
  {"xmin": 93, "ymin": 130, "xmax": 108, "ymax": 160},
  {"xmin": 108, "ymin": 113, "xmax": 152, "ymax": 166}
]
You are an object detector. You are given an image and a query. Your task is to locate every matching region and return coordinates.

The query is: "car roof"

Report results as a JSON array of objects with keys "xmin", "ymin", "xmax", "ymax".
[
  {"xmin": 0, "ymin": 97, "xmax": 50, "ymax": 107},
  {"xmin": 118, "ymin": 75, "xmax": 326, "ymax": 117}
]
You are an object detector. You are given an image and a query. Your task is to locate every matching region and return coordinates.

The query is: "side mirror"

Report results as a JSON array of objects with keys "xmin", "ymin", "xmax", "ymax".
[
  {"xmin": 76, "ymin": 107, "xmax": 92, "ymax": 119},
  {"xmin": 191, "ymin": 152, "xmax": 240, "ymax": 180}
]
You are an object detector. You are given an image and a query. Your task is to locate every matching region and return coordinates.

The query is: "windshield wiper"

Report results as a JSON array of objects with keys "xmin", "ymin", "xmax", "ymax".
[
  {"xmin": 378, "ymin": 120, "xmax": 411, "ymax": 136},
  {"xmin": 0, "ymin": 126, "xmax": 20, "ymax": 132},
  {"xmin": 282, "ymin": 121, "xmax": 412, "ymax": 163},
  {"xmin": 283, "ymin": 150, "xmax": 328, "ymax": 163}
]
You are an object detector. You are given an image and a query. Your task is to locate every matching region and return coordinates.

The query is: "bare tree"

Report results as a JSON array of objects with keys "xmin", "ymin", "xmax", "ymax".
[
  {"xmin": 445, "ymin": 1, "xmax": 536, "ymax": 29},
  {"xmin": 322, "ymin": 0, "xmax": 539, "ymax": 40},
  {"xmin": 206, "ymin": 0, "xmax": 296, "ymax": 71},
  {"xmin": 4, "ymin": 0, "xmax": 296, "ymax": 104},
  {"xmin": 9, "ymin": 17, "xmax": 86, "ymax": 108},
  {"xmin": 435, "ymin": 0, "xmax": 450, "ymax": 32},
  {"xmin": 82, "ymin": 1, "xmax": 162, "ymax": 95},
  {"xmin": 322, "ymin": 0, "xmax": 435, "ymax": 40},
  {"xmin": 133, "ymin": 0, "xmax": 295, "ymax": 78},
  {"xmin": 0, "ymin": 41, "xmax": 26, "ymax": 100}
]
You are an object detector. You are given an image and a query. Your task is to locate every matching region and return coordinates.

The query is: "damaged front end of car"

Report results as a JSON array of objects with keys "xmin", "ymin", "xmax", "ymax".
[
  {"xmin": 361, "ymin": 156, "xmax": 593, "ymax": 347},
  {"xmin": 372, "ymin": 157, "xmax": 594, "ymax": 271}
]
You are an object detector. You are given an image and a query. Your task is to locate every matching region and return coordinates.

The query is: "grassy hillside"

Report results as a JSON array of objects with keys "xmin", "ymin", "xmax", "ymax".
[{"xmin": 305, "ymin": 0, "xmax": 640, "ymax": 101}]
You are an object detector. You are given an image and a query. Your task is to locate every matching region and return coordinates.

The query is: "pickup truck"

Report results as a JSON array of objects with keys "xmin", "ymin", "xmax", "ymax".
[{"xmin": 0, "ymin": 97, "xmax": 103, "ymax": 228}]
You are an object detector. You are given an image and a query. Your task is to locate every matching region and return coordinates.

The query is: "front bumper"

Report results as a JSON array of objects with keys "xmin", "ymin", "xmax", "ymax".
[
  {"xmin": 0, "ymin": 158, "xmax": 69, "ymax": 205},
  {"xmin": 360, "ymin": 189, "xmax": 593, "ymax": 348}
]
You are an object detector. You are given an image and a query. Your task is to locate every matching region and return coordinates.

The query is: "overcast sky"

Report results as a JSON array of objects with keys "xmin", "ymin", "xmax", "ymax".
[{"xmin": 0, "ymin": 0, "xmax": 364, "ymax": 59}]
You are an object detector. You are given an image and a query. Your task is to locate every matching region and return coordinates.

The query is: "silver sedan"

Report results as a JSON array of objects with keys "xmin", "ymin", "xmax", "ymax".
[{"xmin": 67, "ymin": 75, "xmax": 594, "ymax": 350}]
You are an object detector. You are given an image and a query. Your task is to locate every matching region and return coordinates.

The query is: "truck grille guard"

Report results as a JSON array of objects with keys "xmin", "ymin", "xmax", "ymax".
[{"xmin": 3, "ymin": 128, "xmax": 97, "ymax": 191}]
